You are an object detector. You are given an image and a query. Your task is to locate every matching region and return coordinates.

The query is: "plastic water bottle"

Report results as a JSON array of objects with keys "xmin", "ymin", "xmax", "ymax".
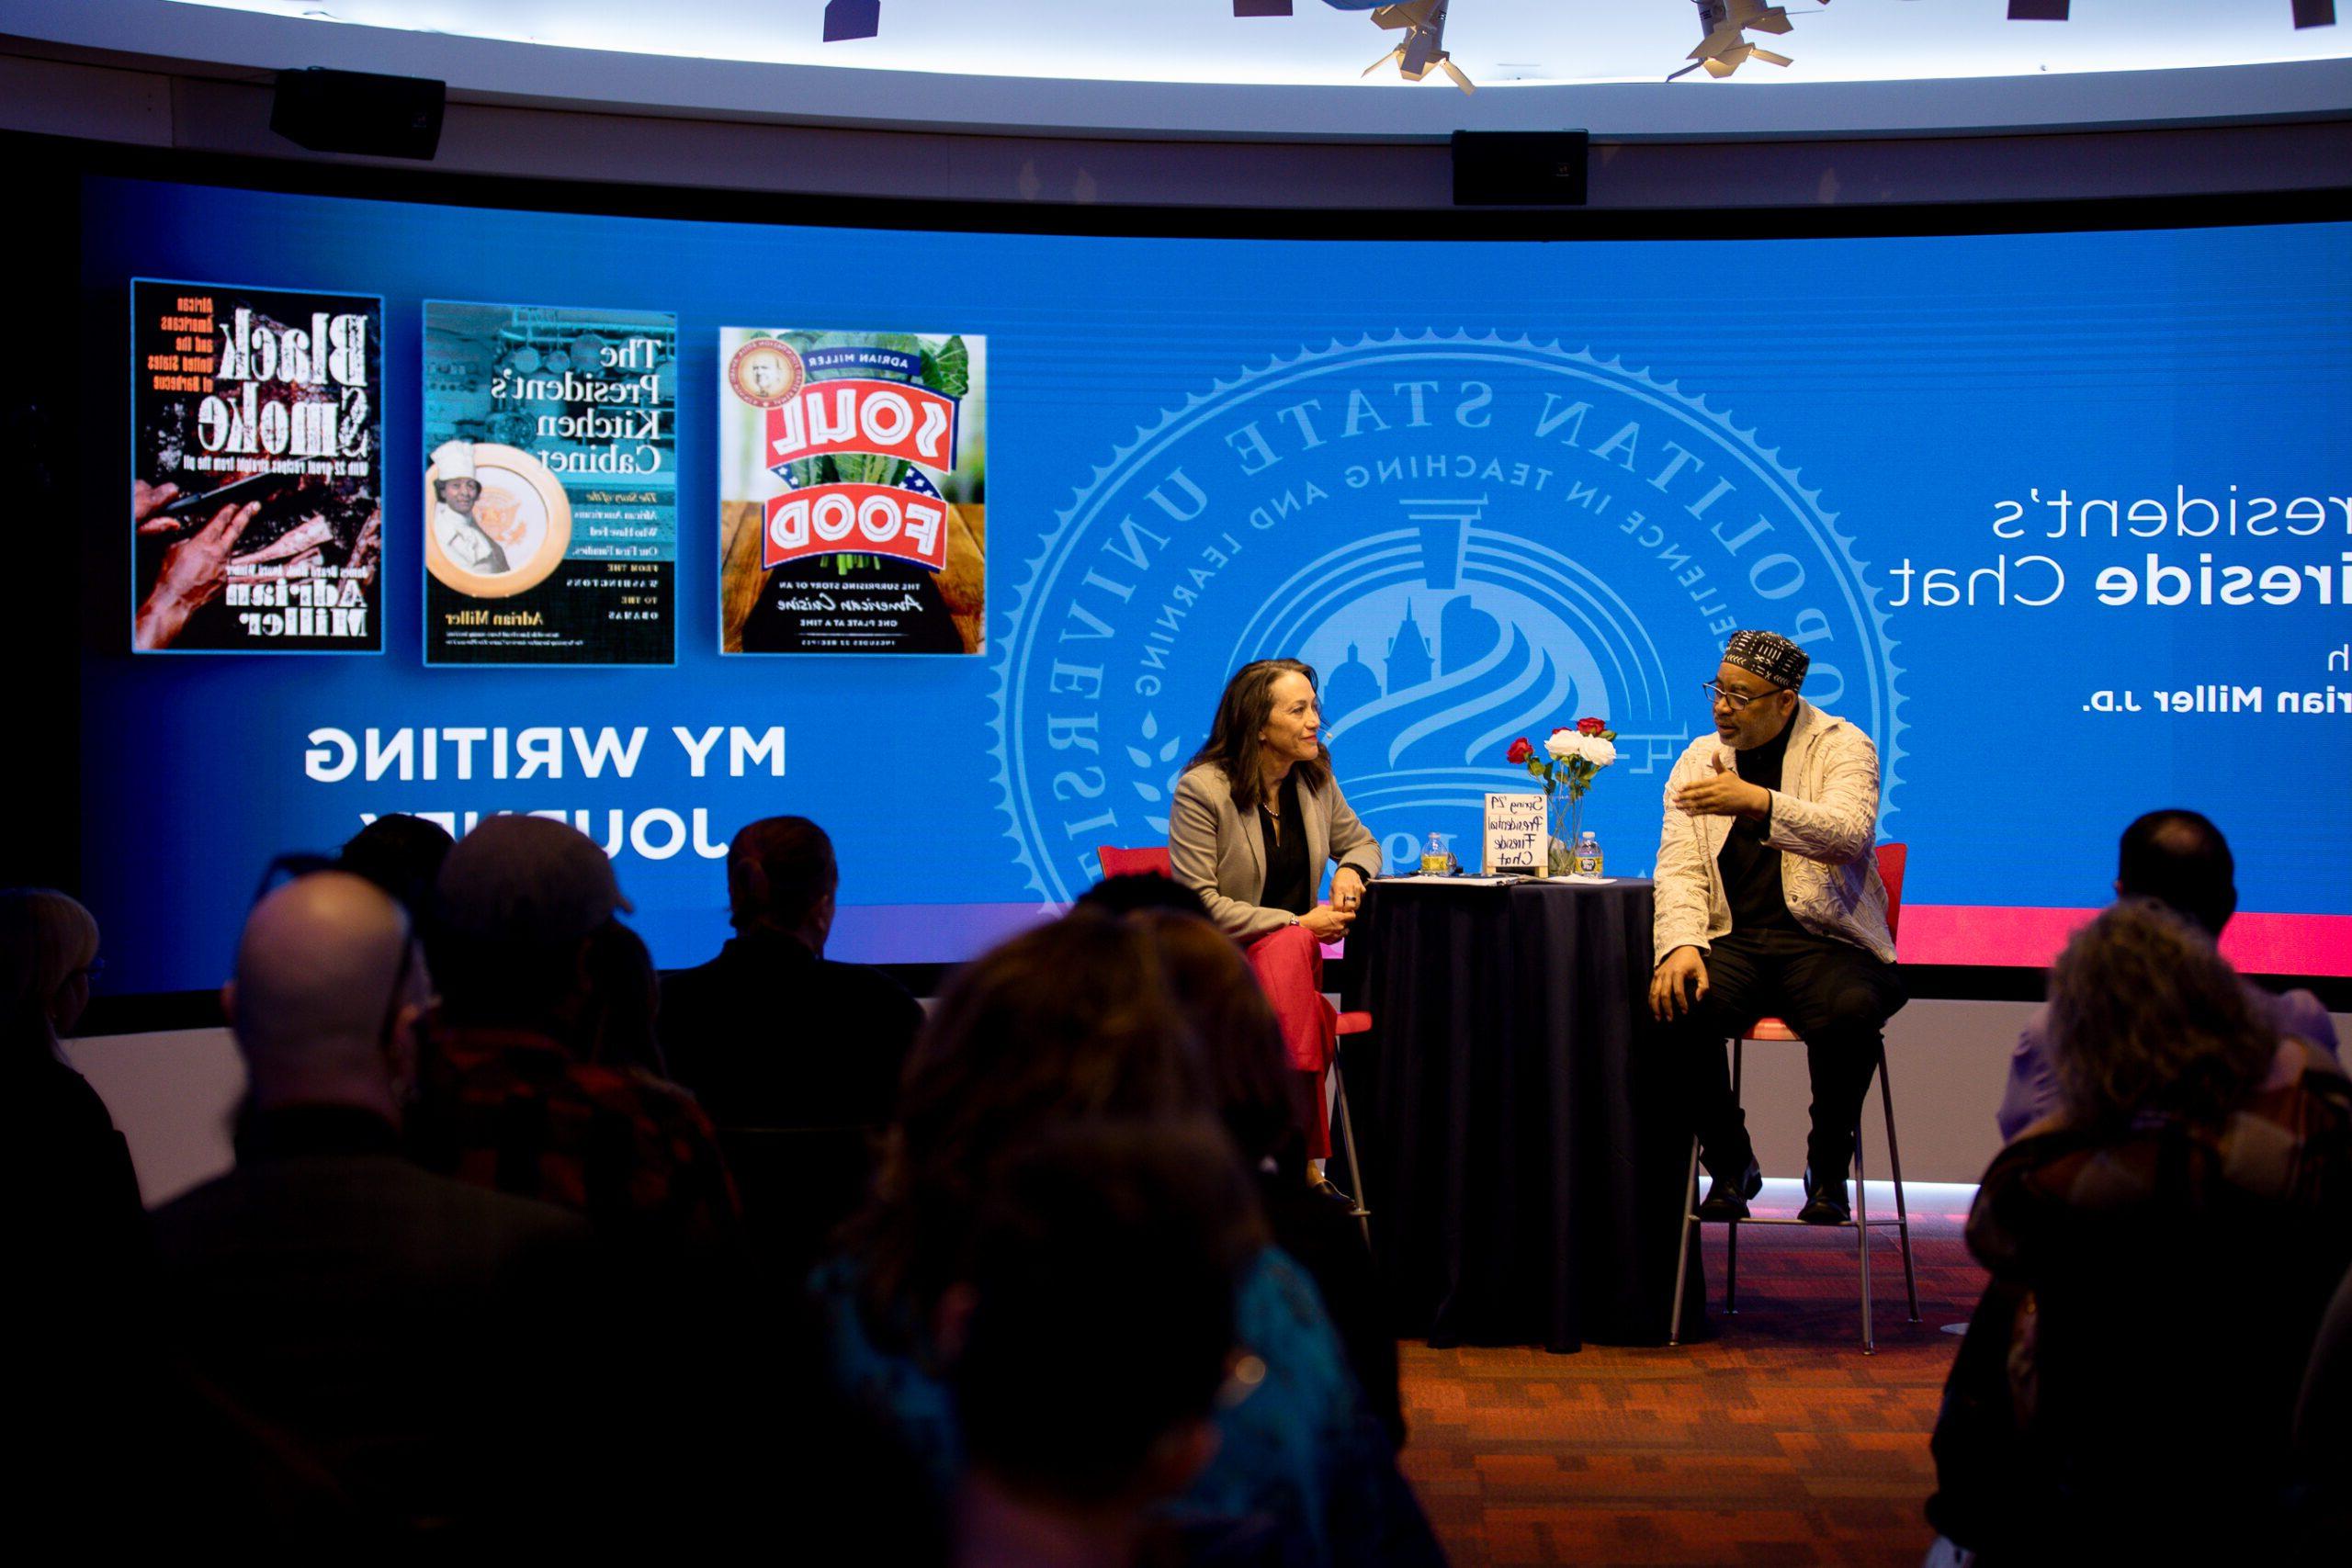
[{"xmin": 1573, "ymin": 829, "xmax": 1603, "ymax": 878}]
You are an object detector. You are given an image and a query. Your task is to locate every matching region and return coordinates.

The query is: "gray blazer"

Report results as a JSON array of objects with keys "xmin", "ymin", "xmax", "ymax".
[{"xmin": 1169, "ymin": 761, "xmax": 1384, "ymax": 942}]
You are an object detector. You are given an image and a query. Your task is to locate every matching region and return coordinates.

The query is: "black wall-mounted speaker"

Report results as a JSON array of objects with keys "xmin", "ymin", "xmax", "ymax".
[
  {"xmin": 824, "ymin": 1, "xmax": 882, "ymax": 41},
  {"xmin": 270, "ymin": 68, "xmax": 446, "ymax": 161},
  {"xmin": 1451, "ymin": 131, "xmax": 1590, "ymax": 208}
]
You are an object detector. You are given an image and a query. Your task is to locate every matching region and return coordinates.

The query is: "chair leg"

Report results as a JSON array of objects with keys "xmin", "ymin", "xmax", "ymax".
[
  {"xmin": 1331, "ymin": 1056, "xmax": 1372, "ymax": 1248},
  {"xmin": 1731, "ymin": 1034, "xmax": 1749, "ymax": 1316},
  {"xmin": 1669, "ymin": 1137, "xmax": 1700, "ymax": 1347},
  {"xmin": 1879, "ymin": 1043, "xmax": 1920, "ymax": 1323},
  {"xmin": 1854, "ymin": 1118, "xmax": 1874, "ymax": 1355}
]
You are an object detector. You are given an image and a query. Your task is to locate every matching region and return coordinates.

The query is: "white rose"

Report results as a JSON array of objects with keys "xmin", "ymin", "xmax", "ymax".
[
  {"xmin": 1585, "ymin": 737, "xmax": 1617, "ymax": 768},
  {"xmin": 1544, "ymin": 731, "xmax": 1578, "ymax": 761}
]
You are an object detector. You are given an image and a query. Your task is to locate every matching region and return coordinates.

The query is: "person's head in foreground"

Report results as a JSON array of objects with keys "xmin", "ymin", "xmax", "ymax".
[
  {"xmin": 1, "ymin": 887, "xmax": 101, "ymax": 1063},
  {"xmin": 2114, "ymin": 807, "xmax": 2236, "ymax": 939},
  {"xmin": 1072, "ymin": 872, "xmax": 1213, "ymax": 925},
  {"xmin": 1709, "ymin": 628, "xmax": 1807, "ymax": 751},
  {"xmin": 2045, "ymin": 897, "xmax": 2276, "ymax": 1133},
  {"xmin": 1119, "ymin": 907, "xmax": 1305, "ymax": 1179},
  {"xmin": 726, "ymin": 815, "xmax": 839, "ymax": 954},
  {"xmin": 427, "ymin": 815, "xmax": 632, "ymax": 1047},
  {"xmin": 228, "ymin": 870, "xmax": 430, "ymax": 1122},
  {"xmin": 337, "ymin": 813, "xmax": 456, "ymax": 922},
  {"xmin": 944, "ymin": 1119, "xmax": 1261, "ymax": 1563},
  {"xmin": 855, "ymin": 908, "xmax": 1227, "ymax": 1337}
]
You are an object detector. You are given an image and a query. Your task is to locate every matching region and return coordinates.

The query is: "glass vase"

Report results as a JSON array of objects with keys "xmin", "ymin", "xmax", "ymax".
[{"xmin": 1548, "ymin": 788, "xmax": 1578, "ymax": 876}]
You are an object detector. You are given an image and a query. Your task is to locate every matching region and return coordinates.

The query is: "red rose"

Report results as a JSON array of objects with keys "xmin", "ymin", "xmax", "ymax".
[
  {"xmin": 1577, "ymin": 716, "xmax": 1606, "ymax": 736},
  {"xmin": 1552, "ymin": 726, "xmax": 1572, "ymax": 736},
  {"xmin": 1506, "ymin": 737, "xmax": 1533, "ymax": 764}
]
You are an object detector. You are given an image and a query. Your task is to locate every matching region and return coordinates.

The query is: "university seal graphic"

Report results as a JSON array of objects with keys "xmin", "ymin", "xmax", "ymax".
[{"xmin": 994, "ymin": 333, "xmax": 1903, "ymax": 901}]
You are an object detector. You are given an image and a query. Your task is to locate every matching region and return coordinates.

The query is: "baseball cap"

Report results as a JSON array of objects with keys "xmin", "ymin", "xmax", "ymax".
[{"xmin": 434, "ymin": 814, "xmax": 633, "ymax": 947}]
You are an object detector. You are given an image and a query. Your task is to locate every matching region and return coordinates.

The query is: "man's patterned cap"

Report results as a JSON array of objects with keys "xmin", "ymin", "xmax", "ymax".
[{"xmin": 1723, "ymin": 629, "xmax": 1809, "ymax": 693}]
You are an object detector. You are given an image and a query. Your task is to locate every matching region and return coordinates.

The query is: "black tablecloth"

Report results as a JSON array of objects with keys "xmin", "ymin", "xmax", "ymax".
[{"xmin": 1340, "ymin": 876, "xmax": 1700, "ymax": 1353}]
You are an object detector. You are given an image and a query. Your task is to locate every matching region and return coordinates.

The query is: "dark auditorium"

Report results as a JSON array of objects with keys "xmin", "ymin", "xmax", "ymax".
[{"xmin": 7, "ymin": 4, "xmax": 2350, "ymax": 1562}]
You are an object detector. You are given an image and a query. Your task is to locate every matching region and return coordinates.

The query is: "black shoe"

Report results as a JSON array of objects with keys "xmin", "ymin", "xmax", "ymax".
[
  {"xmin": 1311, "ymin": 1177, "xmax": 1361, "ymax": 1213},
  {"xmin": 1798, "ymin": 1168, "xmax": 1850, "ymax": 1225},
  {"xmin": 1696, "ymin": 1156, "xmax": 1764, "ymax": 1222}
]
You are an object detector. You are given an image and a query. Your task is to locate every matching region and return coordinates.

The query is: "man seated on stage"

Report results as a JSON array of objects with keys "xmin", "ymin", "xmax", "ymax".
[
  {"xmin": 1648, "ymin": 628, "xmax": 1905, "ymax": 1225},
  {"xmin": 1996, "ymin": 807, "xmax": 2340, "ymax": 1143}
]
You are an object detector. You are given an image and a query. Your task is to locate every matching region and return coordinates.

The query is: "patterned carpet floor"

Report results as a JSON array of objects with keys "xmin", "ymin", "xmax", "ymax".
[{"xmin": 1396, "ymin": 1185, "xmax": 1985, "ymax": 1567}]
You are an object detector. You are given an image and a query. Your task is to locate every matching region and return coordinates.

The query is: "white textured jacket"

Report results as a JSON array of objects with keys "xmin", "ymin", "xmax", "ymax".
[{"xmin": 1651, "ymin": 699, "xmax": 1895, "ymax": 965}]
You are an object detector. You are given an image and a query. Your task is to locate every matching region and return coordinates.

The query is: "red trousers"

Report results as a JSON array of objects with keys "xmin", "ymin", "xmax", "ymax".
[{"xmin": 1245, "ymin": 922, "xmax": 1337, "ymax": 1160}]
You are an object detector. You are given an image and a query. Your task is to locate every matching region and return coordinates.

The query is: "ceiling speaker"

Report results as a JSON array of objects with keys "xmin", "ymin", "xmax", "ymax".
[
  {"xmin": 270, "ymin": 68, "xmax": 445, "ymax": 161},
  {"xmin": 1452, "ymin": 131, "xmax": 1589, "ymax": 208}
]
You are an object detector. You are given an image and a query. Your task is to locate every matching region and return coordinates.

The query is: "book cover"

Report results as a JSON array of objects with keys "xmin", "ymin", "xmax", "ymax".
[
  {"xmin": 424, "ymin": 302, "xmax": 677, "ymax": 665},
  {"xmin": 130, "ymin": 279, "xmax": 383, "ymax": 653},
  {"xmin": 718, "ymin": 327, "xmax": 986, "ymax": 654}
]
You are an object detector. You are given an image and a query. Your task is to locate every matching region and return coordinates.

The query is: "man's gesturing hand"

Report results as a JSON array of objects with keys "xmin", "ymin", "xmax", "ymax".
[
  {"xmin": 1670, "ymin": 754, "xmax": 1770, "ymax": 821},
  {"xmin": 1648, "ymin": 945, "xmax": 1709, "ymax": 1022}
]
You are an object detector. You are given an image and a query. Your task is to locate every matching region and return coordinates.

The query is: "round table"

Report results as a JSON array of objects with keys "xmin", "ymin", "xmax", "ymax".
[{"xmin": 1339, "ymin": 875, "xmax": 1699, "ymax": 1352}]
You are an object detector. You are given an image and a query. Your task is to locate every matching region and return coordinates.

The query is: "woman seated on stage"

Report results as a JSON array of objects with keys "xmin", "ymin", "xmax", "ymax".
[
  {"xmin": 1928, "ymin": 898, "xmax": 2352, "ymax": 1563},
  {"xmin": 811, "ymin": 910, "xmax": 1439, "ymax": 1568},
  {"xmin": 1169, "ymin": 659, "xmax": 1382, "ymax": 1193}
]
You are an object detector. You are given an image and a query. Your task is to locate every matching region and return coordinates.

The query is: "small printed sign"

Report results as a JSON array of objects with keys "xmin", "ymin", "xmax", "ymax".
[{"xmin": 1483, "ymin": 792, "xmax": 1546, "ymax": 875}]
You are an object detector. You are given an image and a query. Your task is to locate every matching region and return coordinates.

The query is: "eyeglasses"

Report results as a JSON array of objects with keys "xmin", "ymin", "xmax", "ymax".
[
  {"xmin": 1702, "ymin": 680, "xmax": 1779, "ymax": 712},
  {"xmin": 74, "ymin": 957, "xmax": 106, "ymax": 982}
]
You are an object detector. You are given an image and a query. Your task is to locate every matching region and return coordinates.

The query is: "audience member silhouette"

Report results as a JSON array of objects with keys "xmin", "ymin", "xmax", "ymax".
[
  {"xmin": 946, "ymin": 1120, "xmax": 1263, "ymax": 1568},
  {"xmin": 407, "ymin": 815, "xmax": 739, "ymax": 1256},
  {"xmin": 818, "ymin": 909, "xmax": 1441, "ymax": 1567},
  {"xmin": 662, "ymin": 814, "xmax": 922, "ymax": 1128},
  {"xmin": 1072, "ymin": 870, "xmax": 1216, "ymax": 923},
  {"xmin": 149, "ymin": 870, "xmax": 601, "ymax": 1548},
  {"xmin": 662, "ymin": 816, "xmax": 922, "ymax": 1276},
  {"xmin": 2, "ymin": 886, "xmax": 145, "ymax": 1280},
  {"xmin": 6, "ymin": 887, "xmax": 153, "ymax": 1541},
  {"xmin": 1128, "ymin": 905, "xmax": 1406, "ymax": 1450},
  {"xmin": 580, "ymin": 918, "xmax": 668, "ymax": 1077},
  {"xmin": 1997, "ymin": 808, "xmax": 2340, "ymax": 1141},
  {"xmin": 335, "ymin": 811, "xmax": 455, "ymax": 920},
  {"xmin": 1929, "ymin": 898, "xmax": 2352, "ymax": 1562}
]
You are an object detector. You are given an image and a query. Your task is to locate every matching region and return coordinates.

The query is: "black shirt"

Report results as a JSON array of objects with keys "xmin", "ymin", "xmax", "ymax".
[
  {"xmin": 1259, "ymin": 772, "xmax": 1313, "ymax": 917},
  {"xmin": 659, "ymin": 926, "xmax": 924, "ymax": 1129},
  {"xmin": 1717, "ymin": 719, "xmax": 1801, "ymax": 934}
]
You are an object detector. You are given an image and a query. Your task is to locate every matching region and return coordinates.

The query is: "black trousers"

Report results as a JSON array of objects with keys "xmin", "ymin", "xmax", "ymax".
[{"xmin": 1655, "ymin": 926, "xmax": 1906, "ymax": 1184}]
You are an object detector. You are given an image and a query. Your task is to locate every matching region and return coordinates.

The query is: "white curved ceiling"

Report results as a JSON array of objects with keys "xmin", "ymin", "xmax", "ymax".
[{"xmin": 6, "ymin": 0, "xmax": 2347, "ymax": 137}]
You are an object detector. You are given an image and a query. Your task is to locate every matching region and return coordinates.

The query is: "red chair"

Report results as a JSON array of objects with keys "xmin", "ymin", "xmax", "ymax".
[
  {"xmin": 1097, "ymin": 844, "xmax": 1375, "ymax": 1242},
  {"xmin": 1669, "ymin": 841, "xmax": 1917, "ymax": 1352},
  {"xmin": 1097, "ymin": 844, "xmax": 1173, "ymax": 878}
]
